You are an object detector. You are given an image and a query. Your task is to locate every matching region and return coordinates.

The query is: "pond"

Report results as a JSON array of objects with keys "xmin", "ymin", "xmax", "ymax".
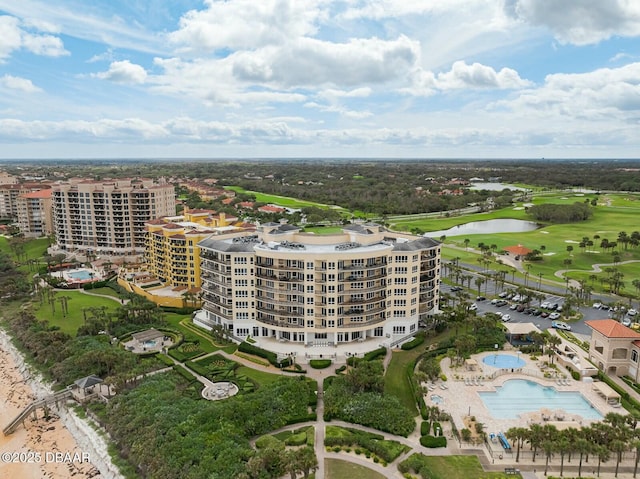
[
  {"xmin": 424, "ymin": 219, "xmax": 539, "ymax": 238},
  {"xmin": 469, "ymin": 182, "xmax": 528, "ymax": 191}
]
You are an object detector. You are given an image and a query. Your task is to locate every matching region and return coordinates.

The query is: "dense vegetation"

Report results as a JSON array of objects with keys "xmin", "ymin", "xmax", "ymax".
[
  {"xmin": 93, "ymin": 373, "xmax": 316, "ymax": 479},
  {"xmin": 323, "ymin": 360, "xmax": 415, "ymax": 436},
  {"xmin": 526, "ymin": 201, "xmax": 593, "ymax": 223}
]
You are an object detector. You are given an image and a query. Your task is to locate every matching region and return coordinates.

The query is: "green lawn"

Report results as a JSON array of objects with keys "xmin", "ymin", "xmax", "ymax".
[
  {"xmin": 84, "ymin": 286, "xmax": 122, "ymax": 298},
  {"xmin": 235, "ymin": 365, "xmax": 285, "ymax": 386},
  {"xmin": 34, "ymin": 291, "xmax": 120, "ymax": 336},
  {"xmin": 325, "ymin": 458, "xmax": 386, "ymax": 479},
  {"xmin": 224, "ymin": 186, "xmax": 342, "ymax": 210},
  {"xmin": 164, "ymin": 314, "xmax": 220, "ymax": 355},
  {"xmin": 401, "ymin": 454, "xmax": 518, "ymax": 479}
]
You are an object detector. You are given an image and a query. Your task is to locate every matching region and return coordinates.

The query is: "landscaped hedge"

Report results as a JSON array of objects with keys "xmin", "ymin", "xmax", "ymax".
[
  {"xmin": 310, "ymin": 359, "xmax": 332, "ymax": 369},
  {"xmin": 401, "ymin": 332, "xmax": 425, "ymax": 350},
  {"xmin": 335, "ymin": 365, "xmax": 347, "ymax": 374},
  {"xmin": 364, "ymin": 347, "xmax": 387, "ymax": 361},
  {"xmin": 238, "ymin": 341, "xmax": 279, "ymax": 366},
  {"xmin": 420, "ymin": 421, "xmax": 430, "ymax": 436},
  {"xmin": 172, "ymin": 364, "xmax": 195, "ymax": 382},
  {"xmin": 324, "ymin": 430, "xmax": 408, "ymax": 463},
  {"xmin": 420, "ymin": 435, "xmax": 447, "ymax": 448}
]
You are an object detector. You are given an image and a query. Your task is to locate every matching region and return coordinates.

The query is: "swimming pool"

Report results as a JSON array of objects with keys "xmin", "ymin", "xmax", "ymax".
[
  {"xmin": 479, "ymin": 379, "xmax": 602, "ymax": 419},
  {"xmin": 67, "ymin": 270, "xmax": 94, "ymax": 280},
  {"xmin": 430, "ymin": 394, "xmax": 443, "ymax": 404},
  {"xmin": 144, "ymin": 340, "xmax": 157, "ymax": 347},
  {"xmin": 483, "ymin": 354, "xmax": 526, "ymax": 369}
]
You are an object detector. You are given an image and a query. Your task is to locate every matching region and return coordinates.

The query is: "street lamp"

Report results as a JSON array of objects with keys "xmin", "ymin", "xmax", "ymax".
[{"xmin": 538, "ymin": 272, "xmax": 543, "ymax": 289}]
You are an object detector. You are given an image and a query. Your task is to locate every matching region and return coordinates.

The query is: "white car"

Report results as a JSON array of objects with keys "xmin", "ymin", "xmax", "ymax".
[
  {"xmin": 502, "ymin": 314, "xmax": 511, "ymax": 322},
  {"xmin": 592, "ymin": 302, "xmax": 602, "ymax": 309},
  {"xmin": 552, "ymin": 321, "xmax": 571, "ymax": 331},
  {"xmin": 509, "ymin": 303, "xmax": 518, "ymax": 310},
  {"xmin": 548, "ymin": 312, "xmax": 561, "ymax": 320},
  {"xmin": 469, "ymin": 303, "xmax": 478, "ymax": 311},
  {"xmin": 622, "ymin": 317, "xmax": 632, "ymax": 327},
  {"xmin": 541, "ymin": 301, "xmax": 550, "ymax": 309},
  {"xmin": 628, "ymin": 309, "xmax": 638, "ymax": 317}
]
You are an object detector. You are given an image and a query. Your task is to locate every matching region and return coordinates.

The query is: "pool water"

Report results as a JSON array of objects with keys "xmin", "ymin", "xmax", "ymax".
[
  {"xmin": 144, "ymin": 340, "xmax": 157, "ymax": 347},
  {"xmin": 479, "ymin": 379, "xmax": 602, "ymax": 419},
  {"xmin": 67, "ymin": 270, "xmax": 94, "ymax": 280},
  {"xmin": 483, "ymin": 354, "xmax": 526, "ymax": 369}
]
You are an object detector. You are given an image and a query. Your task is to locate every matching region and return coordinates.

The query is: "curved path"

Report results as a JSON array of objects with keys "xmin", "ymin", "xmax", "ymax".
[{"xmin": 555, "ymin": 258, "xmax": 640, "ymax": 283}]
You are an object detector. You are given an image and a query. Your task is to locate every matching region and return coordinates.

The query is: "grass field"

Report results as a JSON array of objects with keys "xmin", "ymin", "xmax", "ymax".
[
  {"xmin": 33, "ymin": 290, "xmax": 120, "ymax": 336},
  {"xmin": 395, "ymin": 193, "xmax": 640, "ymax": 299},
  {"xmin": 224, "ymin": 185, "xmax": 343, "ymax": 210},
  {"xmin": 401, "ymin": 454, "xmax": 518, "ymax": 479},
  {"xmin": 236, "ymin": 365, "xmax": 286, "ymax": 386},
  {"xmin": 325, "ymin": 458, "xmax": 386, "ymax": 479}
]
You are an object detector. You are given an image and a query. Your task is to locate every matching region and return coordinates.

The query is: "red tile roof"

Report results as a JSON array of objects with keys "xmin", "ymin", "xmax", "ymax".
[
  {"xmin": 21, "ymin": 189, "xmax": 52, "ymax": 199},
  {"xmin": 503, "ymin": 244, "xmax": 533, "ymax": 256},
  {"xmin": 586, "ymin": 319, "xmax": 640, "ymax": 339}
]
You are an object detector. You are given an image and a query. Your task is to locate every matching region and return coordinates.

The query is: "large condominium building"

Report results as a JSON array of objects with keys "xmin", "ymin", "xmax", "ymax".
[
  {"xmin": 145, "ymin": 209, "xmax": 240, "ymax": 290},
  {"xmin": 53, "ymin": 178, "xmax": 175, "ymax": 256},
  {"xmin": 195, "ymin": 223, "xmax": 440, "ymax": 350},
  {"xmin": 0, "ymin": 183, "xmax": 48, "ymax": 220},
  {"xmin": 16, "ymin": 189, "xmax": 53, "ymax": 237}
]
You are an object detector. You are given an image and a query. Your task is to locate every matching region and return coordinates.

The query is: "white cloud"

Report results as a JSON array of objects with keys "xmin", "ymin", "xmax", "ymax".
[
  {"xmin": 434, "ymin": 61, "xmax": 532, "ymax": 90},
  {"xmin": 231, "ymin": 35, "xmax": 419, "ymax": 87},
  {"xmin": 169, "ymin": 0, "xmax": 324, "ymax": 52},
  {"xmin": 0, "ymin": 14, "xmax": 68, "ymax": 61},
  {"xmin": 505, "ymin": 0, "xmax": 640, "ymax": 45},
  {"xmin": 94, "ymin": 60, "xmax": 147, "ymax": 84},
  {"xmin": 496, "ymin": 62, "xmax": 640, "ymax": 120},
  {"xmin": 0, "ymin": 75, "xmax": 41, "ymax": 93}
]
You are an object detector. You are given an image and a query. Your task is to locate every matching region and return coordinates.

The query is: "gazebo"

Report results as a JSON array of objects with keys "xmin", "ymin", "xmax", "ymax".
[
  {"xmin": 503, "ymin": 322, "xmax": 541, "ymax": 344},
  {"xmin": 592, "ymin": 381, "xmax": 621, "ymax": 405}
]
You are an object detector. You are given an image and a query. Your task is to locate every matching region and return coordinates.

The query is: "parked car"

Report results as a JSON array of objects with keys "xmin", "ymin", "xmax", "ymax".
[
  {"xmin": 491, "ymin": 298, "xmax": 499, "ymax": 305},
  {"xmin": 451, "ymin": 286, "xmax": 463, "ymax": 292},
  {"xmin": 502, "ymin": 314, "xmax": 511, "ymax": 322},
  {"xmin": 551, "ymin": 321, "xmax": 571, "ymax": 331},
  {"xmin": 496, "ymin": 300, "xmax": 508, "ymax": 307},
  {"xmin": 548, "ymin": 312, "xmax": 561, "ymax": 320},
  {"xmin": 541, "ymin": 311, "xmax": 550, "ymax": 318},
  {"xmin": 498, "ymin": 292, "xmax": 508, "ymax": 298},
  {"xmin": 516, "ymin": 304, "xmax": 525, "ymax": 312},
  {"xmin": 509, "ymin": 303, "xmax": 518, "ymax": 310},
  {"xmin": 524, "ymin": 308, "xmax": 534, "ymax": 315},
  {"xmin": 533, "ymin": 309, "xmax": 543, "ymax": 316},
  {"xmin": 550, "ymin": 303, "xmax": 559, "ymax": 311},
  {"xmin": 622, "ymin": 317, "xmax": 632, "ymax": 327},
  {"xmin": 512, "ymin": 294, "xmax": 521, "ymax": 302},
  {"xmin": 628, "ymin": 309, "xmax": 638, "ymax": 317},
  {"xmin": 541, "ymin": 301, "xmax": 550, "ymax": 309},
  {"xmin": 592, "ymin": 302, "xmax": 602, "ymax": 309},
  {"xmin": 469, "ymin": 303, "xmax": 478, "ymax": 311},
  {"xmin": 476, "ymin": 296, "xmax": 486, "ymax": 301}
]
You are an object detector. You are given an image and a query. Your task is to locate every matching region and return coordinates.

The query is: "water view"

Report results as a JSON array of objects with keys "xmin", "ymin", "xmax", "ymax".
[{"xmin": 424, "ymin": 219, "xmax": 539, "ymax": 238}]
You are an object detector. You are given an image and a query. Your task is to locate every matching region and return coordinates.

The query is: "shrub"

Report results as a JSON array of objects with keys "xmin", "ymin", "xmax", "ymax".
[
  {"xmin": 401, "ymin": 332, "xmax": 425, "ymax": 350},
  {"xmin": 420, "ymin": 421, "xmax": 430, "ymax": 436},
  {"xmin": 364, "ymin": 347, "xmax": 387, "ymax": 361},
  {"xmin": 335, "ymin": 365, "xmax": 347, "ymax": 374},
  {"xmin": 310, "ymin": 359, "xmax": 332, "ymax": 369},
  {"xmin": 238, "ymin": 341, "xmax": 278, "ymax": 366},
  {"xmin": 432, "ymin": 422, "xmax": 443, "ymax": 436},
  {"xmin": 420, "ymin": 435, "xmax": 447, "ymax": 448},
  {"xmin": 571, "ymin": 370, "xmax": 580, "ymax": 381}
]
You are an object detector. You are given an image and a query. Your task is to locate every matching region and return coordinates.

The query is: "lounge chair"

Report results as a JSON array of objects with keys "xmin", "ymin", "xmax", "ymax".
[
  {"xmin": 557, "ymin": 379, "xmax": 563, "ymax": 386},
  {"xmin": 440, "ymin": 384, "xmax": 447, "ymax": 390},
  {"xmin": 464, "ymin": 378, "xmax": 470, "ymax": 386}
]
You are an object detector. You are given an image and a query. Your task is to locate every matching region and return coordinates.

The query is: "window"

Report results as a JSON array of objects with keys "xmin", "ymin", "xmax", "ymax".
[
  {"xmin": 235, "ymin": 268, "xmax": 248, "ymax": 275},
  {"xmin": 328, "ymin": 320, "xmax": 335, "ymax": 327},
  {"xmin": 410, "ymin": 324, "xmax": 416, "ymax": 332},
  {"xmin": 412, "ymin": 265, "xmax": 418, "ymax": 273},
  {"xmin": 394, "ymin": 288, "xmax": 407, "ymax": 296},
  {"xmin": 394, "ymin": 278, "xmax": 407, "ymax": 285},
  {"xmin": 307, "ymin": 320, "xmax": 314, "ymax": 327},
  {"xmin": 307, "ymin": 308, "xmax": 314, "ymax": 316},
  {"xmin": 235, "ymin": 290, "xmax": 249, "ymax": 297},
  {"xmin": 306, "ymin": 262, "xmax": 314, "ymax": 269},
  {"xmin": 374, "ymin": 327, "xmax": 383, "ymax": 337},
  {"xmin": 351, "ymin": 316, "xmax": 363, "ymax": 322},
  {"xmin": 395, "ymin": 267, "xmax": 407, "ymax": 274},
  {"xmin": 352, "ymin": 282, "xmax": 364, "ymax": 289},
  {"xmin": 306, "ymin": 297, "xmax": 314, "ymax": 304},
  {"xmin": 393, "ymin": 326, "xmax": 406, "ymax": 334},
  {"xmin": 234, "ymin": 257, "xmax": 247, "ymax": 264},
  {"xmin": 306, "ymin": 274, "xmax": 314, "ymax": 281},
  {"xmin": 393, "ymin": 299, "xmax": 406, "ymax": 307},
  {"xmin": 396, "ymin": 255, "xmax": 408, "ymax": 263},
  {"xmin": 236, "ymin": 301, "xmax": 249, "ymax": 308},
  {"xmin": 633, "ymin": 350, "xmax": 639, "ymax": 363},
  {"xmin": 393, "ymin": 310, "xmax": 405, "ymax": 317},
  {"xmin": 236, "ymin": 312, "xmax": 249, "ymax": 320},
  {"xmin": 235, "ymin": 279, "xmax": 248, "ymax": 287}
]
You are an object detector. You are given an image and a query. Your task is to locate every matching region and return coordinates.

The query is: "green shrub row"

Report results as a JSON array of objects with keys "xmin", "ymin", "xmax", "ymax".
[
  {"xmin": 364, "ymin": 347, "xmax": 387, "ymax": 361},
  {"xmin": 335, "ymin": 365, "xmax": 347, "ymax": 374},
  {"xmin": 310, "ymin": 359, "xmax": 332, "ymax": 369},
  {"xmin": 401, "ymin": 332, "xmax": 425, "ymax": 350},
  {"xmin": 155, "ymin": 353, "xmax": 175, "ymax": 366},
  {"xmin": 432, "ymin": 422, "xmax": 442, "ymax": 436},
  {"xmin": 324, "ymin": 435, "xmax": 407, "ymax": 463},
  {"xmin": 420, "ymin": 421, "xmax": 430, "ymax": 436},
  {"xmin": 398, "ymin": 453, "xmax": 431, "ymax": 479},
  {"xmin": 419, "ymin": 435, "xmax": 446, "ymax": 448},
  {"xmin": 172, "ymin": 364, "xmax": 195, "ymax": 382},
  {"xmin": 238, "ymin": 341, "xmax": 279, "ymax": 366}
]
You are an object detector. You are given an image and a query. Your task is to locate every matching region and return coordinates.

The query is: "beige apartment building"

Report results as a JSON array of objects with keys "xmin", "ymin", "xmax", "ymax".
[
  {"xmin": 194, "ymin": 223, "xmax": 440, "ymax": 352},
  {"xmin": 16, "ymin": 189, "xmax": 53, "ymax": 237},
  {"xmin": 587, "ymin": 319, "xmax": 640, "ymax": 380},
  {"xmin": 52, "ymin": 178, "xmax": 175, "ymax": 256},
  {"xmin": 0, "ymin": 183, "xmax": 49, "ymax": 220}
]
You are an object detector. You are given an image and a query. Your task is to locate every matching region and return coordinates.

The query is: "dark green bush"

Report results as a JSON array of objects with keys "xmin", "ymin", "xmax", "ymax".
[
  {"xmin": 401, "ymin": 332, "xmax": 425, "ymax": 350},
  {"xmin": 420, "ymin": 421, "xmax": 430, "ymax": 436},
  {"xmin": 238, "ymin": 341, "xmax": 279, "ymax": 366},
  {"xmin": 335, "ymin": 365, "xmax": 347, "ymax": 374},
  {"xmin": 310, "ymin": 359, "xmax": 332, "ymax": 369},
  {"xmin": 364, "ymin": 347, "xmax": 386, "ymax": 361},
  {"xmin": 420, "ymin": 435, "xmax": 447, "ymax": 448}
]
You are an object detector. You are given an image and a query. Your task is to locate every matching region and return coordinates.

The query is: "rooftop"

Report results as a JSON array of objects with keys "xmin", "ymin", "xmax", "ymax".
[{"xmin": 585, "ymin": 319, "xmax": 640, "ymax": 339}]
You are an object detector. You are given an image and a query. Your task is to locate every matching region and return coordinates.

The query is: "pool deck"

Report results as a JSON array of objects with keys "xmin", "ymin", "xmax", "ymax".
[{"xmin": 431, "ymin": 350, "xmax": 621, "ymax": 456}]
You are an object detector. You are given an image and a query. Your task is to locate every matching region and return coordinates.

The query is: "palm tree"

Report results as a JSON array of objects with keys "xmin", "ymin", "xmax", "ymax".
[
  {"xmin": 575, "ymin": 437, "xmax": 593, "ymax": 478},
  {"xmin": 506, "ymin": 427, "xmax": 528, "ymax": 463},
  {"xmin": 556, "ymin": 433, "xmax": 571, "ymax": 476},
  {"xmin": 543, "ymin": 439, "xmax": 556, "ymax": 476},
  {"xmin": 528, "ymin": 423, "xmax": 544, "ymax": 463},
  {"xmin": 595, "ymin": 444, "xmax": 611, "ymax": 477}
]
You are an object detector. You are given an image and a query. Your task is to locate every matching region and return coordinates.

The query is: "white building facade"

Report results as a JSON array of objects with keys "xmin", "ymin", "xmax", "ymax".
[{"xmin": 195, "ymin": 223, "xmax": 440, "ymax": 352}]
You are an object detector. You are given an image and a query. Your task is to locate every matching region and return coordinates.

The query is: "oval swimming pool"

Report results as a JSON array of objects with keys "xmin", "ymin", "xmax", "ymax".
[{"xmin": 482, "ymin": 354, "xmax": 525, "ymax": 369}]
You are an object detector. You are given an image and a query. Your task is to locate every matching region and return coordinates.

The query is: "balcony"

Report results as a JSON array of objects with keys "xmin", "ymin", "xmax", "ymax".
[
  {"xmin": 256, "ymin": 317, "xmax": 305, "ymax": 329},
  {"xmin": 256, "ymin": 305, "xmax": 304, "ymax": 318}
]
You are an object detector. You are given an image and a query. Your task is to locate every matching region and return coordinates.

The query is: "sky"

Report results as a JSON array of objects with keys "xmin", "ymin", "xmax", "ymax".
[{"xmin": 1, "ymin": 0, "xmax": 640, "ymax": 160}]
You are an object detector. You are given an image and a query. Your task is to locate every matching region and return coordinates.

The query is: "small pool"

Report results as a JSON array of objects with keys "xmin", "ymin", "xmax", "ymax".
[
  {"xmin": 479, "ymin": 379, "xmax": 602, "ymax": 419},
  {"xmin": 143, "ymin": 340, "xmax": 157, "ymax": 347},
  {"xmin": 430, "ymin": 395, "xmax": 443, "ymax": 404},
  {"xmin": 67, "ymin": 270, "xmax": 94, "ymax": 280},
  {"xmin": 483, "ymin": 354, "xmax": 526, "ymax": 369}
]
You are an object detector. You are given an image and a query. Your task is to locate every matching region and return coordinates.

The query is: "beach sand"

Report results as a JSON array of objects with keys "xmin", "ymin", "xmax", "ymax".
[{"xmin": 0, "ymin": 336, "xmax": 108, "ymax": 479}]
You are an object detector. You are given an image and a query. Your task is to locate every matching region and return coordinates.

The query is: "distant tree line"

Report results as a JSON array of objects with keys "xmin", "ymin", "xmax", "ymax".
[{"xmin": 526, "ymin": 202, "xmax": 593, "ymax": 223}]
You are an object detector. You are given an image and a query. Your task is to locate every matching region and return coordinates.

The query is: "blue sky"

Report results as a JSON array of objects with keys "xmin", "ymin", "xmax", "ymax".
[{"xmin": 1, "ymin": 0, "xmax": 640, "ymax": 159}]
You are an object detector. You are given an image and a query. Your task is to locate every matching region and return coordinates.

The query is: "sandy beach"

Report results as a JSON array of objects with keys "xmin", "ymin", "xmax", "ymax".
[{"xmin": 0, "ymin": 331, "xmax": 119, "ymax": 479}]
